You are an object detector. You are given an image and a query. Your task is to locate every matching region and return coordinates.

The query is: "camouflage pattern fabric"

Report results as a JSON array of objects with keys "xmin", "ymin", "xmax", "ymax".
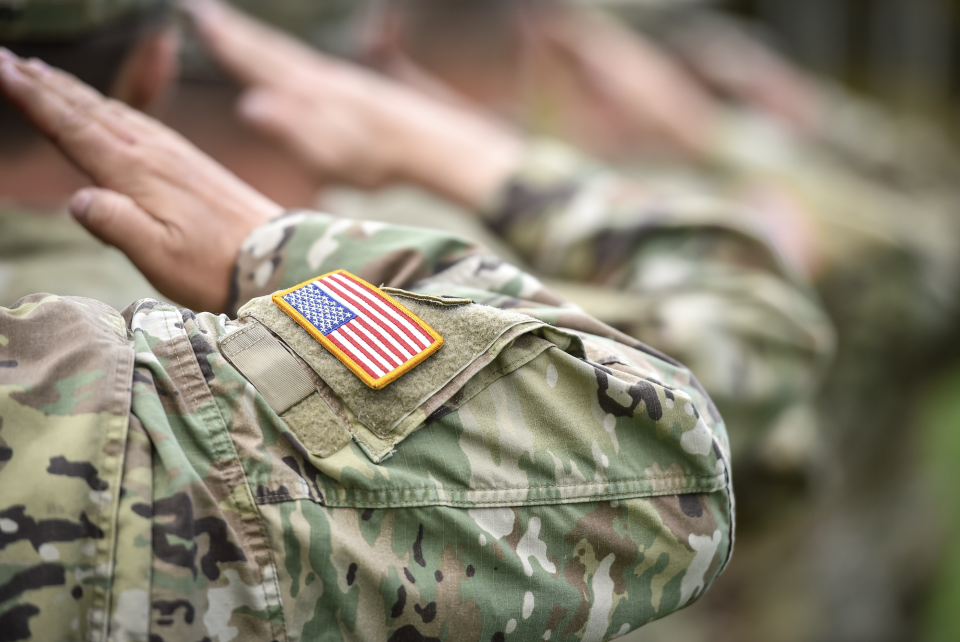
[
  {"xmin": 0, "ymin": 205, "xmax": 163, "ymax": 311},
  {"xmin": 0, "ymin": 210, "xmax": 734, "ymax": 641},
  {"xmin": 602, "ymin": 12, "xmax": 960, "ymax": 637},
  {"xmin": 0, "ymin": 0, "xmax": 167, "ymax": 41},
  {"xmin": 691, "ymin": 109, "xmax": 960, "ymax": 642},
  {"xmin": 316, "ymin": 127, "xmax": 952, "ymax": 640},
  {"xmin": 323, "ymin": 141, "xmax": 834, "ymax": 464},
  {"xmin": 470, "ymin": 118, "xmax": 960, "ymax": 642}
]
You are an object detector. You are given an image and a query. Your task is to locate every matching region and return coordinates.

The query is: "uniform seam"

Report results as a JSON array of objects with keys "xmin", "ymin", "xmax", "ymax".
[
  {"xmin": 177, "ymin": 314, "xmax": 289, "ymax": 642},
  {"xmin": 93, "ymin": 315, "xmax": 136, "ymax": 642},
  {"xmin": 163, "ymin": 308, "xmax": 227, "ymax": 462},
  {"xmin": 330, "ymin": 473, "xmax": 724, "ymax": 493},
  {"xmin": 255, "ymin": 485, "xmax": 727, "ymax": 508},
  {"xmin": 207, "ymin": 385, "xmax": 289, "ymax": 642},
  {"xmin": 253, "ymin": 475, "xmax": 724, "ymax": 506}
]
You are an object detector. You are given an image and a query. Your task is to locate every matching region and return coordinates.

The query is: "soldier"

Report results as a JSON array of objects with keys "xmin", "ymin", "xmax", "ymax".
[
  {"xmin": 0, "ymin": 0, "xmax": 832, "ymax": 464},
  {"xmin": 0, "ymin": 37, "xmax": 735, "ymax": 642},
  {"xmin": 0, "ymin": 0, "xmax": 844, "ymax": 631}
]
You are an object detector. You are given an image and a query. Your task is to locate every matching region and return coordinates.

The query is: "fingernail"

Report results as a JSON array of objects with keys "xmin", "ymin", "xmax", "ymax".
[
  {"xmin": 70, "ymin": 190, "xmax": 94, "ymax": 221},
  {"xmin": 0, "ymin": 60, "xmax": 24, "ymax": 85},
  {"xmin": 0, "ymin": 47, "xmax": 17, "ymax": 63},
  {"xmin": 25, "ymin": 57, "xmax": 51, "ymax": 75},
  {"xmin": 238, "ymin": 91, "xmax": 271, "ymax": 122}
]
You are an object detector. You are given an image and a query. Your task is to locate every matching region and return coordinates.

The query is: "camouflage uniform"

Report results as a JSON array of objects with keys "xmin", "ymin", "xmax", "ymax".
[
  {"xmin": 0, "ymin": 3, "xmax": 832, "ymax": 638},
  {"xmin": 321, "ymin": 62, "xmax": 957, "ymax": 642},
  {"xmin": 1, "ymin": 211, "xmax": 734, "ymax": 641}
]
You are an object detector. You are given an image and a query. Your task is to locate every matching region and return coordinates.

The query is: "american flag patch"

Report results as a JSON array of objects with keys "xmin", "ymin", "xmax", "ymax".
[{"xmin": 272, "ymin": 270, "xmax": 443, "ymax": 389}]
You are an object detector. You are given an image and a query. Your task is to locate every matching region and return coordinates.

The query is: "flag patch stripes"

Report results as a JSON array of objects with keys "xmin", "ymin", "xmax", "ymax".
[{"xmin": 272, "ymin": 270, "xmax": 443, "ymax": 389}]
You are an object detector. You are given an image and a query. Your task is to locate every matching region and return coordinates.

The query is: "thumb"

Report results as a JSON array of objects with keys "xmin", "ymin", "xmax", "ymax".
[{"xmin": 70, "ymin": 187, "xmax": 166, "ymax": 259}]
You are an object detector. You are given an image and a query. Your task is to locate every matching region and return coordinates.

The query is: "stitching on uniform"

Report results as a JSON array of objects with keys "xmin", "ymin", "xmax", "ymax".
[
  {"xmin": 318, "ymin": 473, "xmax": 724, "ymax": 495},
  {"xmin": 317, "ymin": 485, "xmax": 726, "ymax": 509},
  {"xmin": 253, "ymin": 475, "xmax": 722, "ymax": 511},
  {"xmin": 93, "ymin": 312, "xmax": 136, "ymax": 642},
  {"xmin": 716, "ymin": 437, "xmax": 735, "ymax": 574},
  {"xmin": 181, "ymin": 312, "xmax": 290, "ymax": 642},
  {"xmin": 165, "ymin": 307, "xmax": 223, "ymax": 459},
  {"xmin": 220, "ymin": 328, "xmax": 268, "ymax": 353}
]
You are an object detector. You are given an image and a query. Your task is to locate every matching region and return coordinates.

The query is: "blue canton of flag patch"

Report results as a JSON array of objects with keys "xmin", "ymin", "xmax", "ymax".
[{"xmin": 281, "ymin": 284, "xmax": 356, "ymax": 335}]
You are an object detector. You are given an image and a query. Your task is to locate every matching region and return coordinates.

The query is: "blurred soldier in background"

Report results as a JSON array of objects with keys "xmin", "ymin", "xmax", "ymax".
[
  {"xmin": 196, "ymin": 0, "xmax": 833, "ymax": 457},
  {"xmin": 0, "ymin": 0, "xmax": 834, "ymax": 463},
  {"xmin": 330, "ymin": 1, "xmax": 960, "ymax": 641}
]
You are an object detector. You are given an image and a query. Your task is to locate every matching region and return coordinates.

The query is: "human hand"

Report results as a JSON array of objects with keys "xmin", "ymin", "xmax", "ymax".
[
  {"xmin": 184, "ymin": 0, "xmax": 522, "ymax": 208},
  {"xmin": 666, "ymin": 17, "xmax": 821, "ymax": 137},
  {"xmin": 531, "ymin": 6, "xmax": 720, "ymax": 160},
  {"xmin": 352, "ymin": 0, "xmax": 718, "ymax": 162},
  {"xmin": 0, "ymin": 48, "xmax": 283, "ymax": 312}
]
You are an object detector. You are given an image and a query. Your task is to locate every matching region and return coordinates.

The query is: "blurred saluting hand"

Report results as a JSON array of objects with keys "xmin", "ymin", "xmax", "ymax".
[{"xmin": 184, "ymin": 0, "xmax": 522, "ymax": 209}]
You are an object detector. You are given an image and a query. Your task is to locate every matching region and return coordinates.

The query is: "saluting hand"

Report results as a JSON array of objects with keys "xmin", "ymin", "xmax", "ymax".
[
  {"xmin": 0, "ymin": 48, "xmax": 283, "ymax": 312},
  {"xmin": 184, "ymin": 0, "xmax": 522, "ymax": 209}
]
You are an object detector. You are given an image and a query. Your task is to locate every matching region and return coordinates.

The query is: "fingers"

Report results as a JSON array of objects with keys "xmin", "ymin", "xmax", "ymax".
[
  {"xmin": 19, "ymin": 55, "xmax": 158, "ymax": 140},
  {"xmin": 185, "ymin": 0, "xmax": 321, "ymax": 88},
  {"xmin": 235, "ymin": 88, "xmax": 343, "ymax": 177},
  {"xmin": 0, "ymin": 56, "xmax": 114, "ymax": 165},
  {"xmin": 70, "ymin": 188, "xmax": 168, "ymax": 261},
  {"xmin": 535, "ymin": 9, "xmax": 716, "ymax": 156},
  {"xmin": 0, "ymin": 54, "xmax": 144, "ymax": 181}
]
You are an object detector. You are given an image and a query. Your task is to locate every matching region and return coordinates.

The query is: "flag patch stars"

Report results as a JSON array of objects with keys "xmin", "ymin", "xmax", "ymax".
[{"xmin": 273, "ymin": 270, "xmax": 444, "ymax": 389}]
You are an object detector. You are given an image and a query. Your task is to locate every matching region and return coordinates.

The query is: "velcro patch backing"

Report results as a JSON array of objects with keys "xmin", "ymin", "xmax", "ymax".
[{"xmin": 219, "ymin": 323, "xmax": 316, "ymax": 413}]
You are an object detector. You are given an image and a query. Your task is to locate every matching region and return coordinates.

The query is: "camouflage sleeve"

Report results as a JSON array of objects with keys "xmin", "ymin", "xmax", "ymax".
[
  {"xmin": 229, "ymin": 212, "xmax": 485, "ymax": 315},
  {"xmin": 134, "ymin": 290, "xmax": 732, "ymax": 641},
  {"xmin": 3, "ymin": 281, "xmax": 732, "ymax": 640},
  {"xmin": 478, "ymin": 141, "xmax": 835, "ymax": 457}
]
